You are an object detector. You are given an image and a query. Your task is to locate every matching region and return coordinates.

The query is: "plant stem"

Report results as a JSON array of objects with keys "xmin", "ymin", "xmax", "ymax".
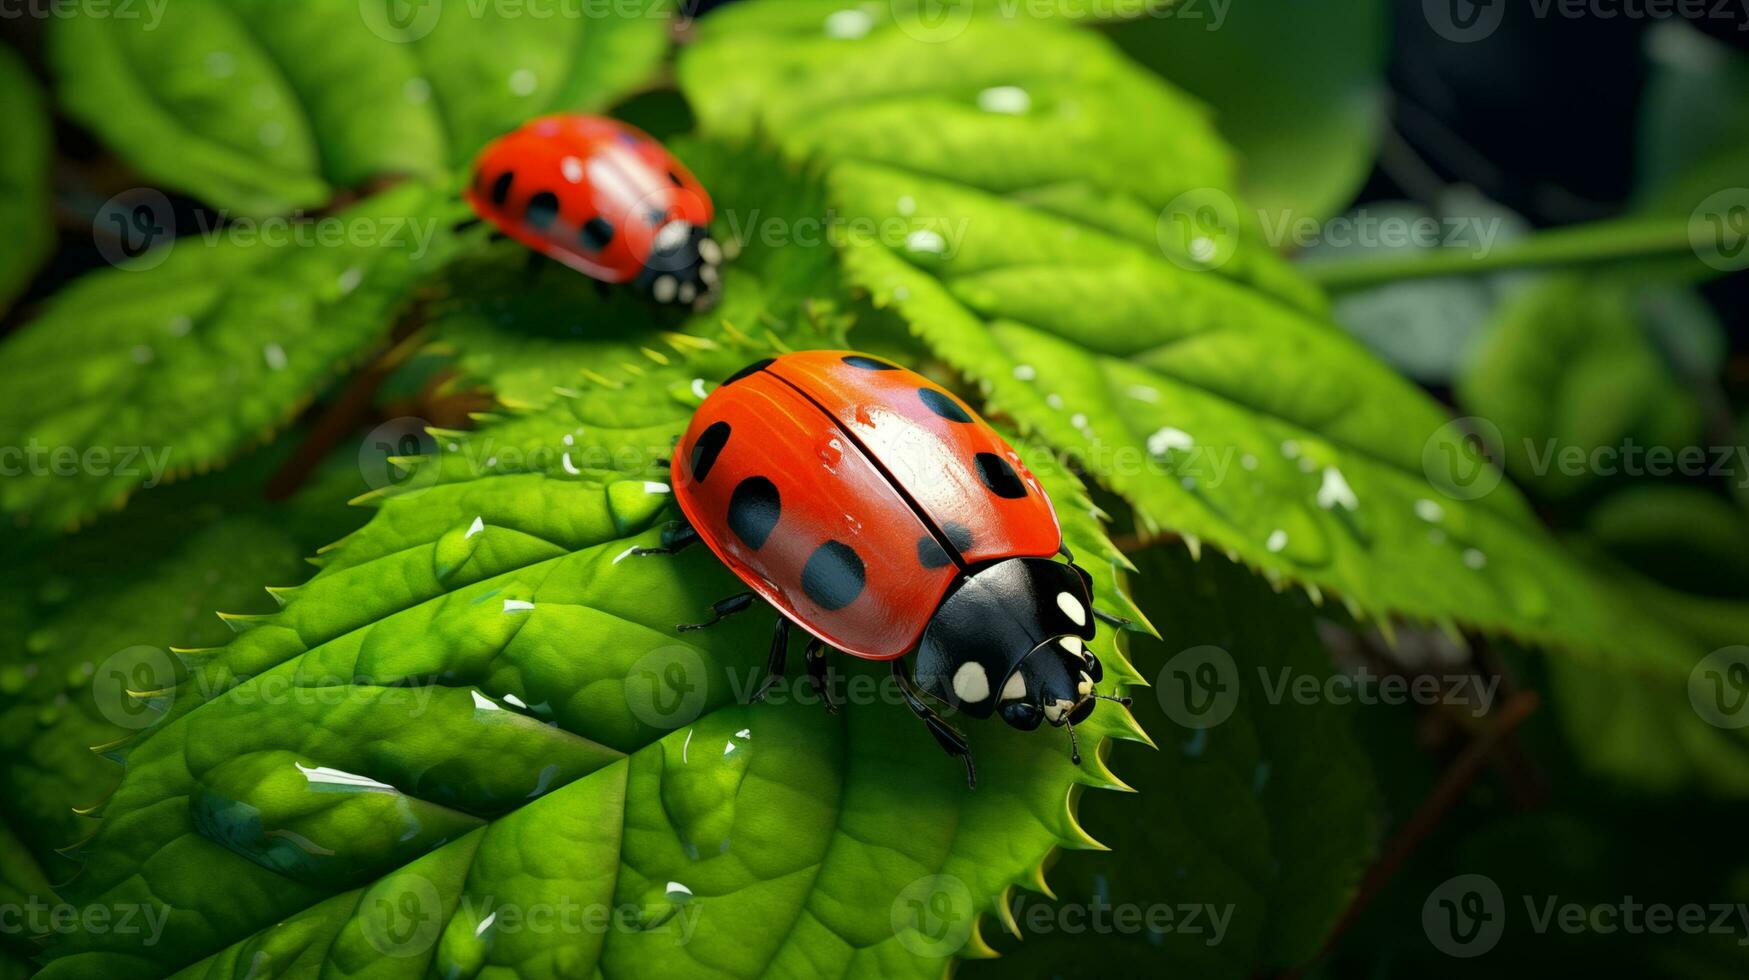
[{"xmin": 1301, "ymin": 215, "xmax": 1698, "ymax": 292}]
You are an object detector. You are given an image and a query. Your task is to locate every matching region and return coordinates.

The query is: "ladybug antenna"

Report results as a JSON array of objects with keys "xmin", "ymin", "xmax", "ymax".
[
  {"xmin": 1064, "ymin": 717, "xmax": 1082, "ymax": 766},
  {"xmin": 1092, "ymin": 693, "xmax": 1133, "ymax": 707}
]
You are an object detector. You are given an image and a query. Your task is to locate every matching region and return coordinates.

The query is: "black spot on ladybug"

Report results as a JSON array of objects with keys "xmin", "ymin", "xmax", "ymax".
[
  {"xmin": 689, "ymin": 420, "xmax": 731, "ymax": 482},
  {"xmin": 728, "ymin": 477, "xmax": 781, "ymax": 550},
  {"xmin": 917, "ymin": 536, "xmax": 951, "ymax": 569},
  {"xmin": 489, "ymin": 171, "xmax": 514, "ymax": 207},
  {"xmin": 525, "ymin": 191, "xmax": 560, "ymax": 230},
  {"xmin": 974, "ymin": 453, "xmax": 1027, "ymax": 499},
  {"xmin": 581, "ymin": 217, "xmax": 615, "ymax": 252},
  {"xmin": 669, "ymin": 171, "xmax": 685, "ymax": 188},
  {"xmin": 919, "ymin": 387, "xmax": 973, "ymax": 423},
  {"xmin": 942, "ymin": 521, "xmax": 975, "ymax": 554},
  {"xmin": 841, "ymin": 355, "xmax": 898, "ymax": 371},
  {"xmin": 802, "ymin": 541, "xmax": 865, "ymax": 610},
  {"xmin": 722, "ymin": 358, "xmax": 774, "ymax": 387}
]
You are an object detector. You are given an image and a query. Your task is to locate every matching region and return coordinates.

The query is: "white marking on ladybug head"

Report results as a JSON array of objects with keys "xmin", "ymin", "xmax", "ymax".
[
  {"xmin": 678, "ymin": 282, "xmax": 698, "ymax": 305},
  {"xmin": 699, "ymin": 263, "xmax": 719, "ymax": 286},
  {"xmin": 698, "ymin": 237, "xmax": 723, "ymax": 266},
  {"xmin": 1056, "ymin": 591, "xmax": 1086, "ymax": 627},
  {"xmin": 1043, "ymin": 698, "xmax": 1074, "ymax": 724},
  {"xmin": 654, "ymin": 220, "xmax": 691, "ymax": 254},
  {"xmin": 952, "ymin": 662, "xmax": 990, "ymax": 704},
  {"xmin": 653, "ymin": 275, "xmax": 679, "ymax": 304},
  {"xmin": 1077, "ymin": 672, "xmax": 1094, "ymax": 698},
  {"xmin": 1060, "ymin": 635, "xmax": 1083, "ymax": 658},
  {"xmin": 1000, "ymin": 670, "xmax": 1027, "ymax": 702}
]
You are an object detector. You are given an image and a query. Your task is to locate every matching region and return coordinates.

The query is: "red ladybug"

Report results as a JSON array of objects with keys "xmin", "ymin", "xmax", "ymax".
[
  {"xmin": 464, "ymin": 114, "xmax": 722, "ymax": 309},
  {"xmin": 643, "ymin": 351, "xmax": 1130, "ymax": 787}
]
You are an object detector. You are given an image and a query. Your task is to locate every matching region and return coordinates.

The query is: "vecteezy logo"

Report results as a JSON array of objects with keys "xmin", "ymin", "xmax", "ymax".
[
  {"xmin": 359, "ymin": 417, "xmax": 440, "ymax": 498},
  {"xmin": 1157, "ymin": 188, "xmax": 1241, "ymax": 272},
  {"xmin": 94, "ymin": 189, "xmax": 175, "ymax": 271},
  {"xmin": 1690, "ymin": 189, "xmax": 1749, "ymax": 273},
  {"xmin": 892, "ymin": 0, "xmax": 976, "ymax": 44},
  {"xmin": 891, "ymin": 874, "xmax": 975, "ymax": 958},
  {"xmin": 362, "ymin": 873, "xmax": 443, "ymax": 957},
  {"xmin": 1422, "ymin": 416, "xmax": 1505, "ymax": 501},
  {"xmin": 1424, "ymin": 0, "xmax": 1505, "ymax": 43},
  {"xmin": 624, "ymin": 645, "xmax": 710, "ymax": 729},
  {"xmin": 1157, "ymin": 645, "xmax": 1239, "ymax": 729},
  {"xmin": 1690, "ymin": 647, "xmax": 1749, "ymax": 730},
  {"xmin": 359, "ymin": 0, "xmax": 443, "ymax": 43},
  {"xmin": 92, "ymin": 645, "xmax": 178, "ymax": 730},
  {"xmin": 1423, "ymin": 874, "xmax": 1505, "ymax": 957}
]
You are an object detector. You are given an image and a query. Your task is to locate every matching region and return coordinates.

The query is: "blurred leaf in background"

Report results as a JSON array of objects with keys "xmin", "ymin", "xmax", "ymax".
[
  {"xmin": 0, "ymin": 44, "xmax": 53, "ymax": 313},
  {"xmin": 1108, "ymin": 0, "xmax": 1390, "ymax": 225}
]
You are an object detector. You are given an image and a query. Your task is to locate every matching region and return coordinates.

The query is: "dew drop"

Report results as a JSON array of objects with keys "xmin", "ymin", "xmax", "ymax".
[
  {"xmin": 824, "ymin": 8, "xmax": 873, "ymax": 38},
  {"xmin": 977, "ymin": 86, "xmax": 1031, "ymax": 115}
]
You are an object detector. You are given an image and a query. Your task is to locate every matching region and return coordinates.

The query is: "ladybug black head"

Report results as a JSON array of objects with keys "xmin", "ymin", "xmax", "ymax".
[
  {"xmin": 636, "ymin": 220, "xmax": 723, "ymax": 312},
  {"xmin": 915, "ymin": 557, "xmax": 1128, "ymax": 761}
]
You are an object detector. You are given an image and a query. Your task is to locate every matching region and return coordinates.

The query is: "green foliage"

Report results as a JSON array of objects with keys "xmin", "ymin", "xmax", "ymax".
[
  {"xmin": 1459, "ymin": 275, "xmax": 1706, "ymax": 501},
  {"xmin": 0, "ymin": 46, "xmax": 52, "ymax": 312},
  {"xmin": 36, "ymin": 331, "xmax": 1147, "ymax": 977},
  {"xmin": 677, "ymin": 0, "xmax": 1727, "ymax": 687},
  {"xmin": 7, "ymin": 2, "xmax": 1749, "ymax": 977},
  {"xmin": 0, "ymin": 182, "xmax": 466, "ymax": 530},
  {"xmin": 51, "ymin": 0, "xmax": 673, "ymax": 216},
  {"xmin": 1108, "ymin": 0, "xmax": 1389, "ymax": 224}
]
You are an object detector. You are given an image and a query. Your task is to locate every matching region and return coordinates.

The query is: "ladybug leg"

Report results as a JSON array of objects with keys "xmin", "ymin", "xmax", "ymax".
[
  {"xmin": 592, "ymin": 278, "xmax": 613, "ymax": 301},
  {"xmin": 1058, "ymin": 543, "xmax": 1075, "ymax": 562},
  {"xmin": 804, "ymin": 639, "xmax": 839, "ymax": 714},
  {"xmin": 892, "ymin": 661, "xmax": 977, "ymax": 789},
  {"xmin": 750, "ymin": 617, "xmax": 790, "ymax": 704},
  {"xmin": 524, "ymin": 249, "xmax": 547, "ymax": 278},
  {"xmin": 451, "ymin": 217, "xmax": 483, "ymax": 234},
  {"xmin": 677, "ymin": 591, "xmax": 756, "ymax": 632},
  {"xmin": 1093, "ymin": 608, "xmax": 1133, "ymax": 629},
  {"xmin": 630, "ymin": 521, "xmax": 698, "ymax": 558}
]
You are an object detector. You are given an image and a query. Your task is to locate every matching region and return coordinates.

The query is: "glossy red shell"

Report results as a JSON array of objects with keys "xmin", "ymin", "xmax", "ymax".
[
  {"xmin": 464, "ymin": 114, "xmax": 713, "ymax": 282},
  {"xmin": 672, "ymin": 352, "xmax": 1063, "ymax": 660}
]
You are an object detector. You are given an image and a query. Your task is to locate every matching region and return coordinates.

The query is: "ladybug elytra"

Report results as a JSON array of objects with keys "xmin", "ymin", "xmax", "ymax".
[
  {"xmin": 463, "ymin": 114, "xmax": 723, "ymax": 309},
  {"xmin": 644, "ymin": 351, "xmax": 1131, "ymax": 787}
]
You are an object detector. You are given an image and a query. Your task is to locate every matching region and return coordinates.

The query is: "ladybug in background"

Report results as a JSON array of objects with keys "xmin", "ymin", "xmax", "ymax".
[
  {"xmin": 637, "ymin": 351, "xmax": 1132, "ymax": 787},
  {"xmin": 463, "ymin": 114, "xmax": 724, "ymax": 310}
]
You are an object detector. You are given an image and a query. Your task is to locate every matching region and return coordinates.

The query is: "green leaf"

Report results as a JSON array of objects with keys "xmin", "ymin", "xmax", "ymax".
[
  {"xmin": 963, "ymin": 546, "xmax": 1377, "ymax": 977},
  {"xmin": 680, "ymin": 0, "xmax": 1325, "ymax": 315},
  {"xmin": 1538, "ymin": 565, "xmax": 1749, "ymax": 798},
  {"xmin": 50, "ymin": 0, "xmax": 673, "ymax": 216},
  {"xmin": 0, "ymin": 44, "xmax": 54, "ymax": 311},
  {"xmin": 0, "ymin": 181, "xmax": 465, "ymax": 531},
  {"xmin": 679, "ymin": 2, "xmax": 1711, "ymax": 679},
  {"xmin": 40, "ymin": 330, "xmax": 1147, "ymax": 978},
  {"xmin": 1582, "ymin": 485, "xmax": 1749, "ymax": 599},
  {"xmin": 0, "ymin": 454, "xmax": 368, "ymax": 880},
  {"xmin": 1458, "ymin": 274, "xmax": 1707, "ymax": 500},
  {"xmin": 1108, "ymin": 0, "xmax": 1388, "ymax": 223}
]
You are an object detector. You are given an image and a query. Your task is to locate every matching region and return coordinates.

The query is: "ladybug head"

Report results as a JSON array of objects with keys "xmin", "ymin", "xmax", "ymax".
[
  {"xmin": 637, "ymin": 220, "xmax": 723, "ymax": 312},
  {"xmin": 915, "ymin": 556, "xmax": 1130, "ymax": 763}
]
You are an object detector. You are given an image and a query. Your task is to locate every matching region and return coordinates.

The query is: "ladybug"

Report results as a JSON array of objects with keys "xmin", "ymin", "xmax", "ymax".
[
  {"xmin": 463, "ymin": 114, "xmax": 723, "ymax": 309},
  {"xmin": 640, "ymin": 351, "xmax": 1131, "ymax": 787}
]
